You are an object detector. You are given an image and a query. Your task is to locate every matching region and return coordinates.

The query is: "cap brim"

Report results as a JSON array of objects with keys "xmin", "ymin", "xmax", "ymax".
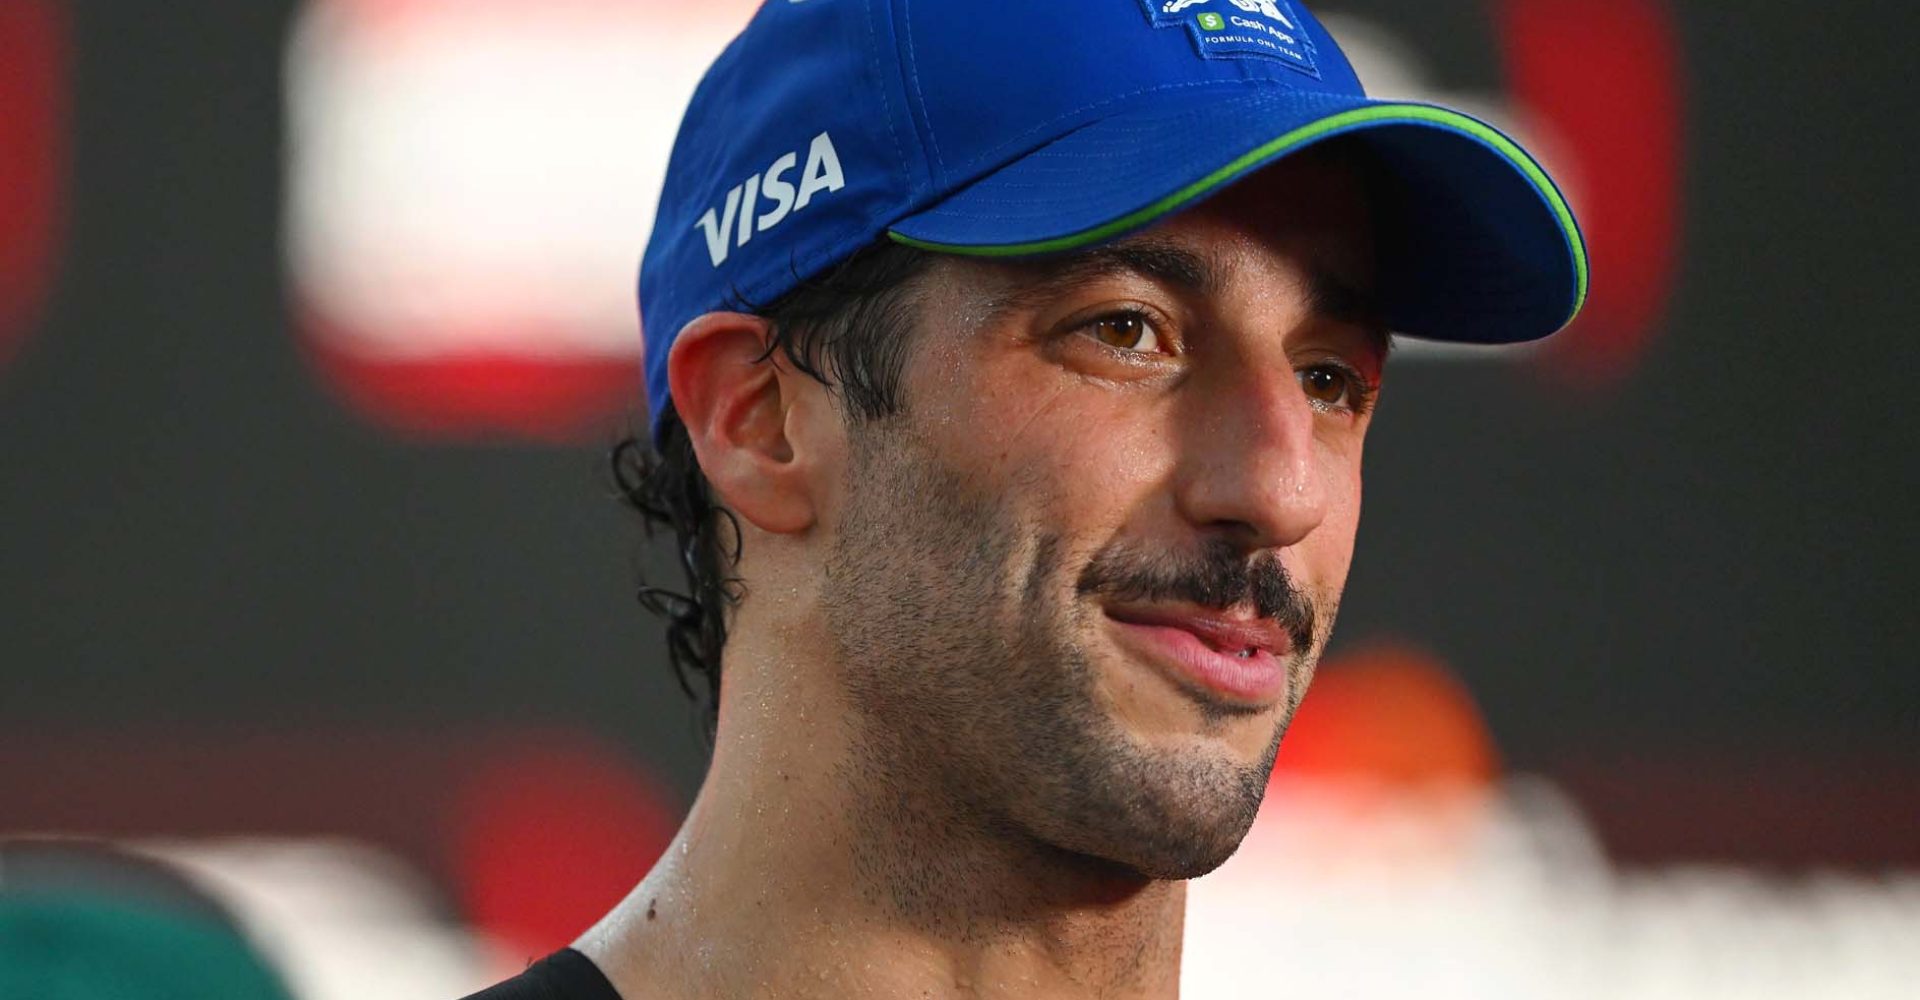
[{"xmin": 888, "ymin": 89, "xmax": 1587, "ymax": 344}]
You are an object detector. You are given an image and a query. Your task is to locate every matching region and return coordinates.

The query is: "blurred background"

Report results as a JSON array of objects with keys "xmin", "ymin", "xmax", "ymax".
[{"xmin": 2, "ymin": 0, "xmax": 1915, "ymax": 997}]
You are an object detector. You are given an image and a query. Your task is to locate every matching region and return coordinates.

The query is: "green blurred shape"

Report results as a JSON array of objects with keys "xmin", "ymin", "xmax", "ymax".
[{"xmin": 0, "ymin": 894, "xmax": 295, "ymax": 1000}]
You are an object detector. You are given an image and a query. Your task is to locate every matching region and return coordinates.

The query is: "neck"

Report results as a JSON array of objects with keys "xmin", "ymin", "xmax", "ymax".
[{"xmin": 576, "ymin": 638, "xmax": 1186, "ymax": 1000}]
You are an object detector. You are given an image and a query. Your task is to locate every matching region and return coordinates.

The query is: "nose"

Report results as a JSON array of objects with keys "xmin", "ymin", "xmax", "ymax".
[{"xmin": 1173, "ymin": 362, "xmax": 1330, "ymax": 550}]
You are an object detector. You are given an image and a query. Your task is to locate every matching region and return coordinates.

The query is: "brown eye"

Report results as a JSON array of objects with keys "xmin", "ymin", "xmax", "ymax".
[
  {"xmin": 1085, "ymin": 313, "xmax": 1163, "ymax": 354},
  {"xmin": 1299, "ymin": 365, "xmax": 1352, "ymax": 407}
]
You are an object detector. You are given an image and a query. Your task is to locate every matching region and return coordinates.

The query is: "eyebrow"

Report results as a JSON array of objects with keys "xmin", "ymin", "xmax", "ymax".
[
  {"xmin": 1306, "ymin": 271, "xmax": 1379, "ymax": 329},
  {"xmin": 987, "ymin": 236, "xmax": 1393, "ymax": 363},
  {"xmin": 985, "ymin": 239, "xmax": 1219, "ymax": 319},
  {"xmin": 1306, "ymin": 271, "xmax": 1393, "ymax": 366}
]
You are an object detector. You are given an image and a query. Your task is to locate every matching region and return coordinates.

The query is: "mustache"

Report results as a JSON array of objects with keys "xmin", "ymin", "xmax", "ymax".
[{"xmin": 1075, "ymin": 540, "xmax": 1318, "ymax": 655}]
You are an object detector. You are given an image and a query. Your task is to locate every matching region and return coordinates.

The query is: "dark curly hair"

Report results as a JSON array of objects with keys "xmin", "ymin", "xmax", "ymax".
[{"xmin": 611, "ymin": 240, "xmax": 938, "ymax": 741}]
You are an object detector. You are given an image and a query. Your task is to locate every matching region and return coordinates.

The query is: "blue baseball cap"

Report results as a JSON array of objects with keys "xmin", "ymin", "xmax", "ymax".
[{"xmin": 639, "ymin": 0, "xmax": 1589, "ymax": 430}]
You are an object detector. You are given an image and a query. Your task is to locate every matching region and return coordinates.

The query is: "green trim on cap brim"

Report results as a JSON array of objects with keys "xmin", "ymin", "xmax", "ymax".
[{"xmin": 889, "ymin": 102, "xmax": 1589, "ymax": 330}]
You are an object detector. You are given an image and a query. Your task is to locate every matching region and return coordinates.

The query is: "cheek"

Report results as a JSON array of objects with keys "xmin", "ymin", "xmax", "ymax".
[
  {"xmin": 905, "ymin": 292, "xmax": 1176, "ymax": 506},
  {"xmin": 1303, "ymin": 445, "xmax": 1365, "ymax": 588},
  {"xmin": 932, "ymin": 365, "xmax": 1175, "ymax": 536}
]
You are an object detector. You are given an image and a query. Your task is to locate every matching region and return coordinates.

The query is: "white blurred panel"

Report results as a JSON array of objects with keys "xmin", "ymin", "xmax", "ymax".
[
  {"xmin": 119, "ymin": 794, "xmax": 1920, "ymax": 998},
  {"xmin": 140, "ymin": 838, "xmax": 500, "ymax": 1000},
  {"xmin": 1184, "ymin": 777, "xmax": 1920, "ymax": 1000},
  {"xmin": 287, "ymin": 0, "xmax": 756, "ymax": 361}
]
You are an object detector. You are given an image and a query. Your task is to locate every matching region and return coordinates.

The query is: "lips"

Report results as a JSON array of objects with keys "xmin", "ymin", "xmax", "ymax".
[{"xmin": 1103, "ymin": 604, "xmax": 1294, "ymax": 708}]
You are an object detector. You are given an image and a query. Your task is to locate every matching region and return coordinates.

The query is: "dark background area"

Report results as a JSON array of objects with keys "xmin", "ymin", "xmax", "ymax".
[{"xmin": 3, "ymin": 0, "xmax": 1916, "ymax": 877}]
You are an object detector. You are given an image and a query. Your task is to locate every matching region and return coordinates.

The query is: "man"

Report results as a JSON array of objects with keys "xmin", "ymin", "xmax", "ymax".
[{"xmin": 468, "ymin": 0, "xmax": 1584, "ymax": 997}]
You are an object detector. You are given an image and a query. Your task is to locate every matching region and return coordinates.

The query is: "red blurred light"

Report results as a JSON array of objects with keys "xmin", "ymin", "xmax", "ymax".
[
  {"xmin": 1498, "ymin": 0, "xmax": 1685, "ymax": 386},
  {"xmin": 450, "ymin": 737, "xmax": 681, "ymax": 958},
  {"xmin": 0, "ymin": 0, "xmax": 66, "ymax": 372},
  {"xmin": 1274, "ymin": 644, "xmax": 1501, "ymax": 789},
  {"xmin": 300, "ymin": 313, "xmax": 641, "ymax": 443}
]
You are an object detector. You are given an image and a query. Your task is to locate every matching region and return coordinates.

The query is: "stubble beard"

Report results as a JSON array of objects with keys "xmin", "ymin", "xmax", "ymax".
[{"xmin": 821, "ymin": 418, "xmax": 1318, "ymax": 909}]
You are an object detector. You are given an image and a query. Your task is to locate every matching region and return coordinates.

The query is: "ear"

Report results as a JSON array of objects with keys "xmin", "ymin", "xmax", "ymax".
[{"xmin": 665, "ymin": 312, "xmax": 820, "ymax": 536}]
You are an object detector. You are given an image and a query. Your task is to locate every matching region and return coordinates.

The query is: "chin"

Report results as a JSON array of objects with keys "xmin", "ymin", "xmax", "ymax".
[
  {"xmin": 1092, "ymin": 803, "xmax": 1262, "ymax": 882},
  {"xmin": 1027, "ymin": 722, "xmax": 1277, "ymax": 884}
]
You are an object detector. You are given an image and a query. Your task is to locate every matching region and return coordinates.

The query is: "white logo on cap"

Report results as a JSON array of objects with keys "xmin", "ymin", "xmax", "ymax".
[
  {"xmin": 1162, "ymin": 0, "xmax": 1297, "ymax": 31},
  {"xmin": 695, "ymin": 131, "xmax": 847, "ymax": 268}
]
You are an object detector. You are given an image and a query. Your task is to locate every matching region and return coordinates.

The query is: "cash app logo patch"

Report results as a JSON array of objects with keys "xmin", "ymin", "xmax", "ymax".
[{"xmin": 1137, "ymin": 0, "xmax": 1320, "ymax": 76}]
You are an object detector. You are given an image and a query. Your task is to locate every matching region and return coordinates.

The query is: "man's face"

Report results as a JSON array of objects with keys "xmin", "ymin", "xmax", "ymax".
[{"xmin": 818, "ymin": 150, "xmax": 1385, "ymax": 880}]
